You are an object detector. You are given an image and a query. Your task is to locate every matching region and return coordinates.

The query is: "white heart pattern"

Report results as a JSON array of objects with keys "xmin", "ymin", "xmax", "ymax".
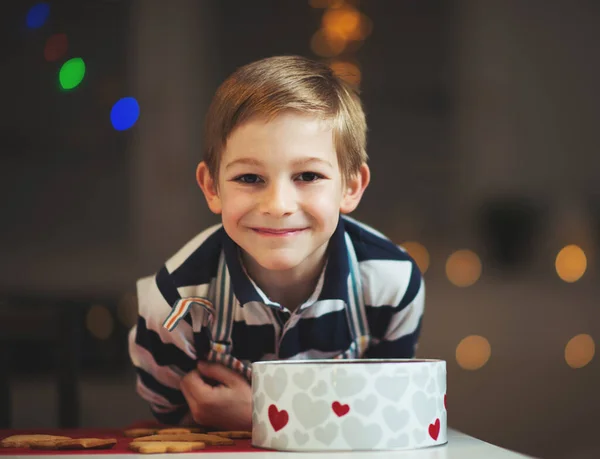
[
  {"xmin": 413, "ymin": 365, "xmax": 430, "ymax": 388},
  {"xmin": 375, "ymin": 374, "xmax": 409, "ymax": 402},
  {"xmin": 253, "ymin": 421, "xmax": 267, "ymax": 444},
  {"xmin": 292, "ymin": 392, "xmax": 329, "ymax": 429},
  {"xmin": 413, "ymin": 427, "xmax": 426, "ymax": 444},
  {"xmin": 369, "ymin": 364, "xmax": 383, "ymax": 375},
  {"xmin": 354, "ymin": 394, "xmax": 378, "ymax": 416},
  {"xmin": 264, "ymin": 367, "xmax": 287, "ymax": 402},
  {"xmin": 315, "ymin": 423, "xmax": 338, "ymax": 445},
  {"xmin": 293, "ymin": 369, "xmax": 315, "ymax": 390},
  {"xmin": 341, "ymin": 417, "xmax": 383, "ymax": 449},
  {"xmin": 412, "ymin": 391, "xmax": 437, "ymax": 426},
  {"xmin": 311, "ymin": 380, "xmax": 327, "ymax": 396},
  {"xmin": 426, "ymin": 378, "xmax": 436, "ymax": 394},
  {"xmin": 252, "ymin": 371, "xmax": 260, "ymax": 392},
  {"xmin": 332, "ymin": 369, "xmax": 368, "ymax": 398},
  {"xmin": 383, "ymin": 406, "xmax": 410, "ymax": 432},
  {"xmin": 254, "ymin": 392, "xmax": 265, "ymax": 414},
  {"xmin": 293, "ymin": 430, "xmax": 309, "ymax": 446},
  {"xmin": 272, "ymin": 434, "xmax": 289, "ymax": 450},
  {"xmin": 437, "ymin": 367, "xmax": 446, "ymax": 394}
]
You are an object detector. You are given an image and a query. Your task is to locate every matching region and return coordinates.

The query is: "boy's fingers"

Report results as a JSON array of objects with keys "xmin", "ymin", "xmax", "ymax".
[
  {"xmin": 196, "ymin": 361, "xmax": 245, "ymax": 388},
  {"xmin": 181, "ymin": 368, "xmax": 210, "ymax": 397}
]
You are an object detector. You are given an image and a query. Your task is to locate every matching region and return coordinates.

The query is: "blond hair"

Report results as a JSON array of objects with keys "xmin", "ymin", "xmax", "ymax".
[{"xmin": 203, "ymin": 55, "xmax": 367, "ymax": 182}]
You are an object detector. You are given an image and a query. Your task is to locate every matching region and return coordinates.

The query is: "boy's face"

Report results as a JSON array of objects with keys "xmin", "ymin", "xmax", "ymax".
[{"xmin": 197, "ymin": 112, "xmax": 369, "ymax": 274}]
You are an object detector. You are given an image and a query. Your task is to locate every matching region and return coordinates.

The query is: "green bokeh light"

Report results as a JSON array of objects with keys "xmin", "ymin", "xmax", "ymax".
[{"xmin": 59, "ymin": 57, "xmax": 85, "ymax": 90}]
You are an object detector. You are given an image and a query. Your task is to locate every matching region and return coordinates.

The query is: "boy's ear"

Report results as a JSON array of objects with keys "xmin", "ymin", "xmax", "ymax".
[
  {"xmin": 340, "ymin": 163, "xmax": 370, "ymax": 214},
  {"xmin": 196, "ymin": 161, "xmax": 222, "ymax": 214}
]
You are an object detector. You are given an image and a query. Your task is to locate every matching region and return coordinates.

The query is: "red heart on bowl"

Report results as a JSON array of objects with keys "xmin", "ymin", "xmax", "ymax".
[
  {"xmin": 332, "ymin": 401, "xmax": 350, "ymax": 417},
  {"xmin": 268, "ymin": 404, "xmax": 289, "ymax": 432},
  {"xmin": 428, "ymin": 418, "xmax": 440, "ymax": 440}
]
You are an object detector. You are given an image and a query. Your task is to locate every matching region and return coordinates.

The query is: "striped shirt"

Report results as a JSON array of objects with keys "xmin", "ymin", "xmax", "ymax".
[{"xmin": 128, "ymin": 215, "xmax": 425, "ymax": 424}]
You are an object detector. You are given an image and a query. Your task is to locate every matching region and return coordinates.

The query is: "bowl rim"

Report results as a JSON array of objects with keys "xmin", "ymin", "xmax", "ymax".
[{"xmin": 252, "ymin": 358, "xmax": 445, "ymax": 366}]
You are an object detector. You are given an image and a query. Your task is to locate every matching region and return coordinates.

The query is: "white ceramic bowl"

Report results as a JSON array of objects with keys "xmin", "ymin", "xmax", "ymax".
[{"xmin": 251, "ymin": 359, "xmax": 447, "ymax": 452}]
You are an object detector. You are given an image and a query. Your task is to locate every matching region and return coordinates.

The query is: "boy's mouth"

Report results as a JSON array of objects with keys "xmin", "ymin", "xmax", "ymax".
[{"xmin": 251, "ymin": 227, "xmax": 307, "ymax": 237}]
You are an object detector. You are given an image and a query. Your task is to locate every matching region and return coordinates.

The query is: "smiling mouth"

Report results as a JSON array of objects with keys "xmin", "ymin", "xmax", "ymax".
[{"xmin": 251, "ymin": 228, "xmax": 307, "ymax": 236}]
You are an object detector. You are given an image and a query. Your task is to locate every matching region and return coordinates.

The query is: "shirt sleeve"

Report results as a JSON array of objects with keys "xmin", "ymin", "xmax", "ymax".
[
  {"xmin": 364, "ymin": 261, "xmax": 425, "ymax": 359},
  {"xmin": 128, "ymin": 272, "xmax": 197, "ymax": 425}
]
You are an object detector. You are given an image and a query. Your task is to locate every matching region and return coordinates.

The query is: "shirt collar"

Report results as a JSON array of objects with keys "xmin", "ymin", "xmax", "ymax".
[
  {"xmin": 222, "ymin": 231, "xmax": 264, "ymax": 306},
  {"xmin": 222, "ymin": 216, "xmax": 351, "ymax": 310}
]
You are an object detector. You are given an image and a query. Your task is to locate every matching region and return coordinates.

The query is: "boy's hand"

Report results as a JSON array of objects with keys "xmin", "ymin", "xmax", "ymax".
[{"xmin": 180, "ymin": 361, "xmax": 252, "ymax": 431}]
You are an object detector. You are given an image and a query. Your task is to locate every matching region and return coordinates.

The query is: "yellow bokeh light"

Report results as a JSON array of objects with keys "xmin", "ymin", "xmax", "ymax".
[
  {"xmin": 456, "ymin": 335, "xmax": 491, "ymax": 370},
  {"xmin": 446, "ymin": 249, "xmax": 482, "ymax": 287},
  {"xmin": 565, "ymin": 334, "xmax": 595, "ymax": 368},
  {"xmin": 86, "ymin": 305, "xmax": 114, "ymax": 340},
  {"xmin": 322, "ymin": 6, "xmax": 372, "ymax": 42},
  {"xmin": 401, "ymin": 241, "xmax": 430, "ymax": 274},
  {"xmin": 310, "ymin": 29, "xmax": 346, "ymax": 58},
  {"xmin": 329, "ymin": 60, "xmax": 361, "ymax": 87},
  {"xmin": 555, "ymin": 244, "xmax": 587, "ymax": 283}
]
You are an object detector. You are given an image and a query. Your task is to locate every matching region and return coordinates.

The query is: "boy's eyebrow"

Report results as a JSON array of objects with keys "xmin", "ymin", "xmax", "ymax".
[
  {"xmin": 225, "ymin": 157, "xmax": 333, "ymax": 169},
  {"xmin": 225, "ymin": 158, "xmax": 262, "ymax": 169},
  {"xmin": 293, "ymin": 157, "xmax": 334, "ymax": 168}
]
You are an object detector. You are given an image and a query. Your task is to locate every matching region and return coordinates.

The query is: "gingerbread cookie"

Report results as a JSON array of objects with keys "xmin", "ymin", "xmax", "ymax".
[
  {"xmin": 209, "ymin": 430, "xmax": 252, "ymax": 439},
  {"xmin": 124, "ymin": 428, "xmax": 159, "ymax": 438},
  {"xmin": 55, "ymin": 438, "xmax": 117, "ymax": 450},
  {"xmin": 133, "ymin": 433, "xmax": 234, "ymax": 446},
  {"xmin": 1, "ymin": 435, "xmax": 71, "ymax": 448},
  {"xmin": 130, "ymin": 441, "xmax": 206, "ymax": 454},
  {"xmin": 156, "ymin": 427, "xmax": 205, "ymax": 435}
]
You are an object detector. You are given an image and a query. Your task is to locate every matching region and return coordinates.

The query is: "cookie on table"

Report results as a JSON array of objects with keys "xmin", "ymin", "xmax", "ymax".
[
  {"xmin": 28, "ymin": 440, "xmax": 61, "ymax": 450},
  {"xmin": 130, "ymin": 441, "xmax": 206, "ymax": 454},
  {"xmin": 133, "ymin": 433, "xmax": 234, "ymax": 446},
  {"xmin": 29, "ymin": 438, "xmax": 117, "ymax": 450},
  {"xmin": 125, "ymin": 426, "xmax": 206, "ymax": 437},
  {"xmin": 208, "ymin": 431, "xmax": 252, "ymax": 439},
  {"xmin": 56, "ymin": 438, "xmax": 117, "ymax": 450},
  {"xmin": 1, "ymin": 435, "xmax": 71, "ymax": 448},
  {"xmin": 124, "ymin": 428, "xmax": 159, "ymax": 438},
  {"xmin": 156, "ymin": 427, "xmax": 206, "ymax": 435}
]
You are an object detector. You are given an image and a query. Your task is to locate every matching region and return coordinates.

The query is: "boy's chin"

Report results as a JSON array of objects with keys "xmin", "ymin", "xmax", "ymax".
[{"xmin": 251, "ymin": 254, "xmax": 302, "ymax": 272}]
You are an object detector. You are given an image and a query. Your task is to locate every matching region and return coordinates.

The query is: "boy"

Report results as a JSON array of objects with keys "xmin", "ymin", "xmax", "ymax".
[{"xmin": 128, "ymin": 55, "xmax": 425, "ymax": 430}]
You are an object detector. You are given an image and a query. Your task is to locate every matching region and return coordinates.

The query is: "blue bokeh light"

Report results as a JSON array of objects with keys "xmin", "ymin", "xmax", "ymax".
[
  {"xmin": 26, "ymin": 2, "xmax": 50, "ymax": 29},
  {"xmin": 110, "ymin": 97, "xmax": 140, "ymax": 131}
]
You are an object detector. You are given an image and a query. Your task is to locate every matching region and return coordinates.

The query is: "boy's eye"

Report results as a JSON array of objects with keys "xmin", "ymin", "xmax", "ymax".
[
  {"xmin": 234, "ymin": 174, "xmax": 262, "ymax": 184},
  {"xmin": 297, "ymin": 172, "xmax": 323, "ymax": 182}
]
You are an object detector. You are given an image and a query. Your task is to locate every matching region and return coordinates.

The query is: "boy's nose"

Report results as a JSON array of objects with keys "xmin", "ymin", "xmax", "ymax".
[{"xmin": 259, "ymin": 182, "xmax": 297, "ymax": 216}]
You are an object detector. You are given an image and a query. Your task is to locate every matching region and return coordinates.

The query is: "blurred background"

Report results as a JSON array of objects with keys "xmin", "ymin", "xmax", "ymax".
[{"xmin": 1, "ymin": 0, "xmax": 598, "ymax": 458}]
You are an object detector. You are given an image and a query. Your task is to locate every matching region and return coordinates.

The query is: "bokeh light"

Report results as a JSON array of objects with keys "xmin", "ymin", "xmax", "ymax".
[
  {"xmin": 310, "ymin": 29, "xmax": 346, "ymax": 57},
  {"xmin": 44, "ymin": 33, "xmax": 68, "ymax": 62},
  {"xmin": 26, "ymin": 2, "xmax": 50, "ymax": 29},
  {"xmin": 110, "ymin": 97, "xmax": 140, "ymax": 131},
  {"xmin": 86, "ymin": 305, "xmax": 114, "ymax": 340},
  {"xmin": 400, "ymin": 241, "xmax": 430, "ymax": 274},
  {"xmin": 322, "ymin": 5, "xmax": 372, "ymax": 42},
  {"xmin": 555, "ymin": 244, "xmax": 587, "ymax": 283},
  {"xmin": 565, "ymin": 334, "xmax": 595, "ymax": 369},
  {"xmin": 59, "ymin": 57, "xmax": 86, "ymax": 90},
  {"xmin": 446, "ymin": 249, "xmax": 482, "ymax": 287},
  {"xmin": 329, "ymin": 60, "xmax": 361, "ymax": 87},
  {"xmin": 456, "ymin": 335, "xmax": 491, "ymax": 370}
]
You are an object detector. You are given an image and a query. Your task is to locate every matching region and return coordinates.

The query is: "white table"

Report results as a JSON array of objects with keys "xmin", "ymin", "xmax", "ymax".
[{"xmin": 7, "ymin": 429, "xmax": 533, "ymax": 458}]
